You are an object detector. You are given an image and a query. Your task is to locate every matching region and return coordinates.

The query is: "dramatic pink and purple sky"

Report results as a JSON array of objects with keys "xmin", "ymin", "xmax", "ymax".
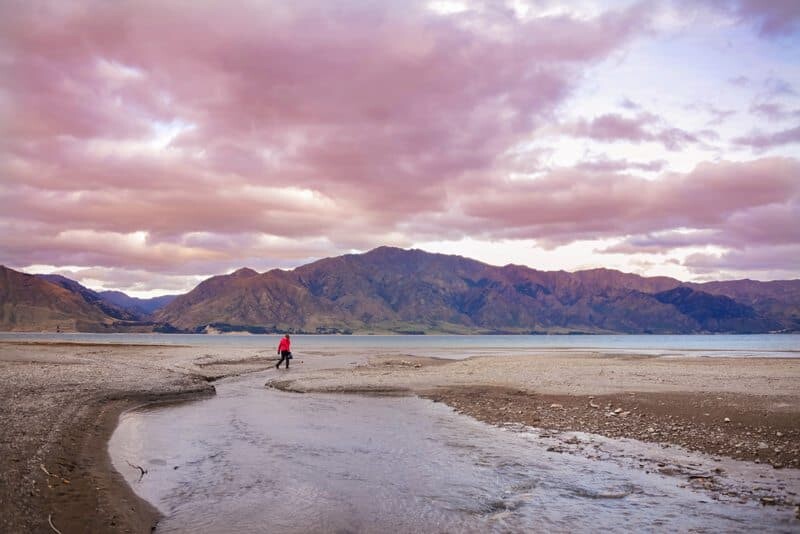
[{"xmin": 2, "ymin": 0, "xmax": 799, "ymax": 296}]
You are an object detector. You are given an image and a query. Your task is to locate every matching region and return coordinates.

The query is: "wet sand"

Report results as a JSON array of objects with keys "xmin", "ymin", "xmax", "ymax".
[{"xmin": 2, "ymin": 342, "xmax": 799, "ymax": 532}]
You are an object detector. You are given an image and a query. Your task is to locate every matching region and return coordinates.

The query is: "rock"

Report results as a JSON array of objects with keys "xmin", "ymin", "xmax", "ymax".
[
  {"xmin": 758, "ymin": 442, "xmax": 769, "ymax": 450},
  {"xmin": 589, "ymin": 401, "xmax": 600, "ymax": 409},
  {"xmin": 776, "ymin": 431, "xmax": 784, "ymax": 437},
  {"xmin": 724, "ymin": 417, "xmax": 731, "ymax": 423},
  {"xmin": 760, "ymin": 496, "xmax": 776, "ymax": 506},
  {"xmin": 549, "ymin": 403, "xmax": 563, "ymax": 409},
  {"xmin": 613, "ymin": 408, "xmax": 623, "ymax": 414}
]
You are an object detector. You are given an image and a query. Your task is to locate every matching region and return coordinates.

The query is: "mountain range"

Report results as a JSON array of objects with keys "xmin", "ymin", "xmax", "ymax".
[
  {"xmin": 0, "ymin": 267, "xmax": 177, "ymax": 332},
  {"xmin": 2, "ymin": 247, "xmax": 798, "ymax": 334}
]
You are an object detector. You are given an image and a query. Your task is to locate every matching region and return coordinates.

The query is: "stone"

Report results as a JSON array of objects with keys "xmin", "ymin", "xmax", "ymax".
[{"xmin": 724, "ymin": 417, "xmax": 731, "ymax": 423}]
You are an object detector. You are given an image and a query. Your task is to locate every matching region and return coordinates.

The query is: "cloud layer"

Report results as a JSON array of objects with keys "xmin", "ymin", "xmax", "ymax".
[{"xmin": 1, "ymin": 0, "xmax": 799, "ymax": 292}]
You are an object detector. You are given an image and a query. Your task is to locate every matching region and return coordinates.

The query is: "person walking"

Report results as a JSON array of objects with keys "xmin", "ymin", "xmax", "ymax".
[{"xmin": 276, "ymin": 334, "xmax": 292, "ymax": 369}]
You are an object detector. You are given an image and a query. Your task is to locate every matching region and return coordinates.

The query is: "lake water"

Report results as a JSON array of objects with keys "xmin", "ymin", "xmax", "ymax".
[
  {"xmin": 110, "ymin": 372, "xmax": 799, "ymax": 533},
  {"xmin": 3, "ymin": 332, "xmax": 799, "ymax": 358}
]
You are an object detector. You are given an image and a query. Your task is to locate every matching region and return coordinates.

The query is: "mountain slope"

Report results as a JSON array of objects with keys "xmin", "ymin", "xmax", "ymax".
[
  {"xmin": 155, "ymin": 247, "xmax": 799, "ymax": 334},
  {"xmin": 691, "ymin": 280, "xmax": 800, "ymax": 332},
  {"xmin": 1, "ymin": 267, "xmax": 115, "ymax": 331},
  {"xmin": 37, "ymin": 274, "xmax": 141, "ymax": 321}
]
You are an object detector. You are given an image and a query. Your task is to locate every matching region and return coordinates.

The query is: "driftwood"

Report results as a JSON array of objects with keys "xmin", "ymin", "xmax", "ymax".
[
  {"xmin": 126, "ymin": 460, "xmax": 148, "ymax": 482},
  {"xmin": 40, "ymin": 464, "xmax": 70, "ymax": 484},
  {"xmin": 47, "ymin": 513, "xmax": 63, "ymax": 534}
]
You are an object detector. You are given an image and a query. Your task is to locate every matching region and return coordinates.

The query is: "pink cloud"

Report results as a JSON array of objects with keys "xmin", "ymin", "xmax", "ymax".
[
  {"xmin": 558, "ymin": 113, "xmax": 700, "ymax": 150},
  {"xmin": 0, "ymin": 0, "xmax": 650, "ymax": 270},
  {"xmin": 684, "ymin": 244, "xmax": 800, "ymax": 276},
  {"xmin": 750, "ymin": 103, "xmax": 800, "ymax": 121},
  {"xmin": 573, "ymin": 158, "xmax": 668, "ymax": 173},
  {"xmin": 701, "ymin": 0, "xmax": 800, "ymax": 37},
  {"xmin": 730, "ymin": 0, "xmax": 800, "ymax": 36},
  {"xmin": 457, "ymin": 157, "xmax": 800, "ymax": 246},
  {"xmin": 1, "ymin": 1, "xmax": 798, "ymax": 284},
  {"xmin": 734, "ymin": 125, "xmax": 800, "ymax": 149}
]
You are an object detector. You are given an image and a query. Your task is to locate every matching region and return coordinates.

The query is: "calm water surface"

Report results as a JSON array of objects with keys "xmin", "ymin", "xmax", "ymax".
[
  {"xmin": 3, "ymin": 332, "xmax": 799, "ymax": 358},
  {"xmin": 110, "ymin": 372, "xmax": 798, "ymax": 533}
]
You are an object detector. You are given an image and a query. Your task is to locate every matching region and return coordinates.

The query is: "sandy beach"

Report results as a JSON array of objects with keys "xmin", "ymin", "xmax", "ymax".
[{"xmin": 2, "ymin": 341, "xmax": 799, "ymax": 532}]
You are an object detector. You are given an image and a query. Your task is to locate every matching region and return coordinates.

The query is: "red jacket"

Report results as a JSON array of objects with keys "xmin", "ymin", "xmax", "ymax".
[{"xmin": 278, "ymin": 337, "xmax": 291, "ymax": 353}]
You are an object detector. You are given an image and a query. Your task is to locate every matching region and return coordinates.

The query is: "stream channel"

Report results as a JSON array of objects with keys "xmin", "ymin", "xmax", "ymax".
[{"xmin": 110, "ymin": 371, "xmax": 798, "ymax": 533}]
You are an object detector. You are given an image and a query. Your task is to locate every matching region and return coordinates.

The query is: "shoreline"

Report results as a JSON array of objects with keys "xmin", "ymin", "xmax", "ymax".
[
  {"xmin": 42, "ymin": 389, "xmax": 214, "ymax": 534},
  {"xmin": 0, "ymin": 342, "xmax": 278, "ymax": 533},
  {"xmin": 422, "ymin": 387, "xmax": 799, "ymax": 468},
  {"xmin": 3, "ymin": 342, "xmax": 800, "ymax": 532}
]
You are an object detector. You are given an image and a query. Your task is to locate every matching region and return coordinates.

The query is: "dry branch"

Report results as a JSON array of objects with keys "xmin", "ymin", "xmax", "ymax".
[
  {"xmin": 126, "ymin": 460, "xmax": 148, "ymax": 482},
  {"xmin": 47, "ymin": 513, "xmax": 63, "ymax": 534}
]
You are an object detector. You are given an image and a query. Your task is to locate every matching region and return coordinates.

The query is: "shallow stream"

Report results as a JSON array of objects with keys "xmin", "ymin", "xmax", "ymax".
[{"xmin": 110, "ymin": 372, "xmax": 798, "ymax": 533}]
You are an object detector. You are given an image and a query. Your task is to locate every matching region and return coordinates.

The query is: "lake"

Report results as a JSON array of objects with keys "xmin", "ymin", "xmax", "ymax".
[{"xmin": 2, "ymin": 332, "xmax": 798, "ymax": 358}]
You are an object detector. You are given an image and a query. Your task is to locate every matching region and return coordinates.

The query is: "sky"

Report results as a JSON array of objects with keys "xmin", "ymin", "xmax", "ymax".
[{"xmin": 1, "ymin": 0, "xmax": 799, "ymax": 297}]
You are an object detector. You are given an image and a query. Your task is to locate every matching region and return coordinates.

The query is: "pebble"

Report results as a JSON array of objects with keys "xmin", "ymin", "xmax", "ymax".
[
  {"xmin": 723, "ymin": 417, "xmax": 731, "ymax": 423},
  {"xmin": 549, "ymin": 403, "xmax": 563, "ymax": 409}
]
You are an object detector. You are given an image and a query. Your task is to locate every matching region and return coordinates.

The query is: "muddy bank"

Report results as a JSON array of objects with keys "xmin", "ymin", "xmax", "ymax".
[
  {"xmin": 0, "ymin": 342, "xmax": 277, "ymax": 533},
  {"xmin": 423, "ymin": 387, "xmax": 800, "ymax": 468}
]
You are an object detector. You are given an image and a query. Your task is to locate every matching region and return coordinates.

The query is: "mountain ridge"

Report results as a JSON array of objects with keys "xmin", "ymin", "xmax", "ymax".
[
  {"xmin": 3, "ymin": 248, "xmax": 798, "ymax": 333},
  {"xmin": 154, "ymin": 247, "xmax": 799, "ymax": 334}
]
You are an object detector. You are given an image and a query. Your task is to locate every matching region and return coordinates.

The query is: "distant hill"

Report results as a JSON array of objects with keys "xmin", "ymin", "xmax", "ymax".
[
  {"xmin": 0, "ymin": 267, "xmax": 178, "ymax": 332},
  {"xmin": 36, "ymin": 275, "xmax": 176, "ymax": 320},
  {"xmin": 97, "ymin": 291, "xmax": 177, "ymax": 316},
  {"xmin": 1, "ymin": 266, "xmax": 115, "ymax": 331},
  {"xmin": 154, "ymin": 247, "xmax": 799, "ymax": 334},
  {"xmin": 37, "ymin": 274, "xmax": 141, "ymax": 321}
]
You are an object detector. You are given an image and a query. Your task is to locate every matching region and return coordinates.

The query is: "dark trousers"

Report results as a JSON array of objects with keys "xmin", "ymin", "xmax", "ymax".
[{"xmin": 276, "ymin": 350, "xmax": 291, "ymax": 368}]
